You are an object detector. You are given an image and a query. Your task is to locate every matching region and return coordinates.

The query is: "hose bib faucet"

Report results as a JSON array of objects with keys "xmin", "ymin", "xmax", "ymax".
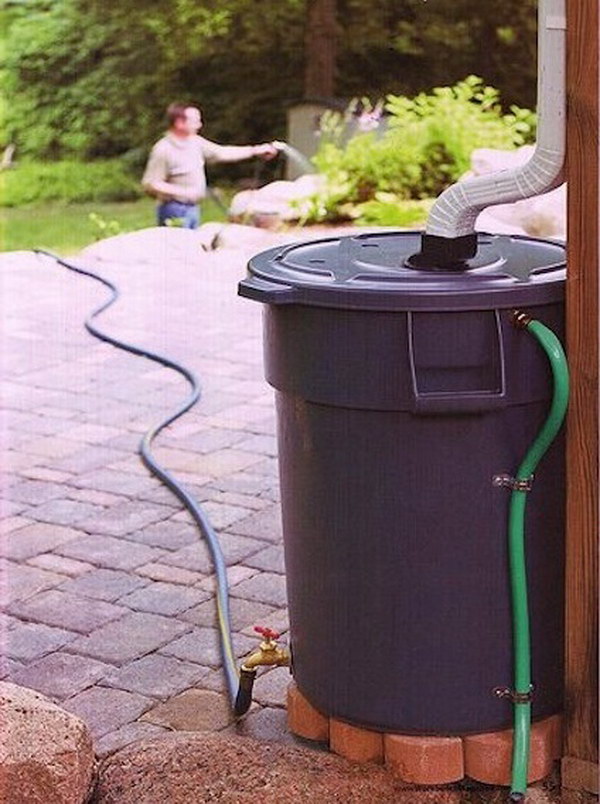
[{"xmin": 234, "ymin": 626, "xmax": 290, "ymax": 717}]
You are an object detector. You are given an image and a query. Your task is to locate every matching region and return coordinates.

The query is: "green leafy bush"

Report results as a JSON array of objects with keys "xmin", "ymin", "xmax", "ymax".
[
  {"xmin": 305, "ymin": 77, "xmax": 536, "ymax": 224},
  {"xmin": 1, "ymin": 159, "xmax": 143, "ymax": 207}
]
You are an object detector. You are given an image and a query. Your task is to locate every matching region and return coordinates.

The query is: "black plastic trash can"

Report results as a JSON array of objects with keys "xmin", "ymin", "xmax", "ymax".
[{"xmin": 238, "ymin": 231, "xmax": 566, "ymax": 736}]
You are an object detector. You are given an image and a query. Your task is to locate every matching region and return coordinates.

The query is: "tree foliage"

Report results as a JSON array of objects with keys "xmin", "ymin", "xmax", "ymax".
[{"xmin": 1, "ymin": 0, "xmax": 537, "ymax": 159}]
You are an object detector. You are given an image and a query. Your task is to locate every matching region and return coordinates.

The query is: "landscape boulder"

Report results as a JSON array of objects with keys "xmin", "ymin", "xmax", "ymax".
[{"xmin": 0, "ymin": 682, "xmax": 94, "ymax": 804}]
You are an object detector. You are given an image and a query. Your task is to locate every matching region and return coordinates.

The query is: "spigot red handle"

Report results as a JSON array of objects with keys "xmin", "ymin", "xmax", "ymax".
[{"xmin": 254, "ymin": 626, "xmax": 280, "ymax": 640}]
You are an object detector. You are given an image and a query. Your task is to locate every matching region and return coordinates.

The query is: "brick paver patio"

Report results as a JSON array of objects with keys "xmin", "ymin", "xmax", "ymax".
[{"xmin": 1, "ymin": 230, "xmax": 295, "ymax": 756}]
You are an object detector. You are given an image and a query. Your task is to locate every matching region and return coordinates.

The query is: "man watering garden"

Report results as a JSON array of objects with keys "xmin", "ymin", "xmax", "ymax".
[{"xmin": 142, "ymin": 102, "xmax": 277, "ymax": 228}]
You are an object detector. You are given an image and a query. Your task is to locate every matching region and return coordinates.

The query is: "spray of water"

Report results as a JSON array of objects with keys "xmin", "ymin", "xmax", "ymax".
[{"xmin": 272, "ymin": 141, "xmax": 315, "ymax": 175}]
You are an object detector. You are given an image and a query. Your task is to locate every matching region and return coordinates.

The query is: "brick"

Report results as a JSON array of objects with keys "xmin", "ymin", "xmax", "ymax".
[
  {"xmin": 330, "ymin": 719, "xmax": 384, "ymax": 764},
  {"xmin": 160, "ymin": 627, "xmax": 256, "ymax": 668},
  {"xmin": 210, "ymin": 473, "xmax": 274, "ymax": 497},
  {"xmin": 20, "ymin": 435, "xmax": 83, "ymax": 459},
  {"xmin": 54, "ymin": 445, "xmax": 129, "ymax": 474},
  {"xmin": 384, "ymin": 733, "xmax": 464, "ymax": 784},
  {"xmin": 95, "ymin": 722, "xmax": 170, "ymax": 758},
  {"xmin": 19, "ymin": 467, "xmax": 73, "ymax": 483},
  {"xmin": 235, "ymin": 434, "xmax": 278, "ymax": 456},
  {"xmin": 1, "ymin": 561, "xmax": 66, "ymax": 605},
  {"xmin": 194, "ymin": 500, "xmax": 251, "ymax": 530},
  {"xmin": 67, "ymin": 612, "xmax": 190, "ymax": 665},
  {"xmin": 160, "ymin": 533, "xmax": 264, "ymax": 574},
  {"xmin": 193, "ymin": 448, "xmax": 264, "ymax": 479},
  {"xmin": 229, "ymin": 506, "xmax": 282, "ymax": 544},
  {"xmin": 252, "ymin": 666, "xmax": 291, "ymax": 707},
  {"xmin": 0, "ymin": 522, "xmax": 82, "ymax": 560},
  {"xmin": 71, "ymin": 468, "xmax": 158, "ymax": 496},
  {"xmin": 10, "ymin": 652, "xmax": 111, "ymax": 700},
  {"xmin": 240, "ymin": 607, "xmax": 289, "ymax": 637},
  {"xmin": 60, "ymin": 568, "xmax": 148, "ymax": 601},
  {"xmin": 5, "ymin": 479, "xmax": 66, "ymax": 505},
  {"xmin": 199, "ymin": 566, "xmax": 258, "ymax": 592},
  {"xmin": 0, "ymin": 516, "xmax": 34, "ymax": 535},
  {"xmin": 27, "ymin": 554, "xmax": 94, "ymax": 577},
  {"xmin": 62, "ymin": 423, "xmax": 122, "ymax": 443},
  {"xmin": 102, "ymin": 653, "xmax": 207, "ymax": 699},
  {"xmin": 6, "ymin": 621, "xmax": 77, "ymax": 661},
  {"xmin": 66, "ymin": 488, "xmax": 125, "ymax": 506},
  {"xmin": 166, "ymin": 428, "xmax": 246, "ymax": 455},
  {"xmin": 64, "ymin": 686, "xmax": 152, "ymax": 738},
  {"xmin": 117, "ymin": 581, "xmax": 210, "ymax": 616},
  {"xmin": 229, "ymin": 572, "xmax": 287, "ymax": 607},
  {"xmin": 8, "ymin": 589, "xmax": 126, "ymax": 633},
  {"xmin": 287, "ymin": 683, "xmax": 329, "ymax": 742},
  {"xmin": 135, "ymin": 562, "xmax": 205, "ymax": 586},
  {"xmin": 80, "ymin": 500, "xmax": 171, "ymax": 537},
  {"xmin": 183, "ymin": 597, "xmax": 277, "ymax": 635},
  {"xmin": 141, "ymin": 689, "xmax": 232, "ymax": 732},
  {"xmin": 245, "ymin": 545, "xmax": 285, "ymax": 574},
  {"xmin": 56, "ymin": 534, "xmax": 164, "ymax": 570},
  {"xmin": 28, "ymin": 498, "xmax": 105, "ymax": 528},
  {"xmin": 228, "ymin": 706, "xmax": 297, "ymax": 745},
  {"xmin": 463, "ymin": 717, "xmax": 558, "ymax": 785},
  {"xmin": 127, "ymin": 520, "xmax": 200, "ymax": 551}
]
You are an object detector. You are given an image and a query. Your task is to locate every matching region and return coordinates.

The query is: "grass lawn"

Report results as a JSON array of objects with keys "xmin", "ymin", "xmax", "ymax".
[{"xmin": 1, "ymin": 196, "xmax": 228, "ymax": 255}]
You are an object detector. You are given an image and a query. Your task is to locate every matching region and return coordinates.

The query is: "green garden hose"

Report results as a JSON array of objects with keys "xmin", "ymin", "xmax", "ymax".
[{"xmin": 507, "ymin": 311, "xmax": 569, "ymax": 802}]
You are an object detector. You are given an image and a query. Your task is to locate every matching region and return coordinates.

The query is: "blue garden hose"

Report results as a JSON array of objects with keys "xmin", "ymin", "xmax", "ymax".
[{"xmin": 34, "ymin": 250, "xmax": 251, "ymax": 712}]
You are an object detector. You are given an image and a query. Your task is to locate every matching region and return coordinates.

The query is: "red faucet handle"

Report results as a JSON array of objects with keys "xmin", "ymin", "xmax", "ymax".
[{"xmin": 254, "ymin": 626, "xmax": 280, "ymax": 641}]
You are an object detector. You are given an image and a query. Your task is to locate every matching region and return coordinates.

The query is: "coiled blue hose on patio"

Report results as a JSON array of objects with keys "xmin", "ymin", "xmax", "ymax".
[{"xmin": 34, "ymin": 250, "xmax": 244, "ymax": 709}]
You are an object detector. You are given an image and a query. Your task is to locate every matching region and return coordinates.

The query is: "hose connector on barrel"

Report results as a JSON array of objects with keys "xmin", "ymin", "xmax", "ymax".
[{"xmin": 234, "ymin": 626, "xmax": 290, "ymax": 717}]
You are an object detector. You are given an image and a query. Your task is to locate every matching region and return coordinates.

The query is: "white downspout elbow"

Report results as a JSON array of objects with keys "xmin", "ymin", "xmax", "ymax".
[{"xmin": 415, "ymin": 0, "xmax": 566, "ymax": 265}]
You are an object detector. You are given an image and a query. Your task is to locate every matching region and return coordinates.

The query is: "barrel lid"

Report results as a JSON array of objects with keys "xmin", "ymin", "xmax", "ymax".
[{"xmin": 240, "ymin": 231, "xmax": 565, "ymax": 311}]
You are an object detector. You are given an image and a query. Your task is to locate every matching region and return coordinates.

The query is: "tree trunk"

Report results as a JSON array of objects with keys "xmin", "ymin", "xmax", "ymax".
[{"xmin": 304, "ymin": 0, "xmax": 337, "ymax": 98}]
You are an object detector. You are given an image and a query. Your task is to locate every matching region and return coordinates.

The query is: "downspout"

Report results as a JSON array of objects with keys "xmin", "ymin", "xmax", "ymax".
[{"xmin": 411, "ymin": 0, "xmax": 566, "ymax": 268}]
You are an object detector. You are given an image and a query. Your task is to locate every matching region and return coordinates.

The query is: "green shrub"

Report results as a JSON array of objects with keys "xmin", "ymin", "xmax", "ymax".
[
  {"xmin": 306, "ymin": 77, "xmax": 536, "ymax": 223},
  {"xmin": 1, "ymin": 159, "xmax": 143, "ymax": 207}
]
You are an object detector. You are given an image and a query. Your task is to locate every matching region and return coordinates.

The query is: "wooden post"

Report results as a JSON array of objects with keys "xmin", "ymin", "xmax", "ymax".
[{"xmin": 564, "ymin": 0, "xmax": 599, "ymax": 795}]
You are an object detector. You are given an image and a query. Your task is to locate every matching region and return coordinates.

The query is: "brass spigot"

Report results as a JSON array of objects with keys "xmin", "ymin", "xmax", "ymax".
[
  {"xmin": 234, "ymin": 626, "xmax": 290, "ymax": 717},
  {"xmin": 241, "ymin": 626, "xmax": 290, "ymax": 671}
]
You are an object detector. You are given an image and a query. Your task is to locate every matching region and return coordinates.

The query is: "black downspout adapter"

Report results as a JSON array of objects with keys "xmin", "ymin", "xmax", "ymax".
[{"xmin": 407, "ymin": 232, "xmax": 478, "ymax": 271}]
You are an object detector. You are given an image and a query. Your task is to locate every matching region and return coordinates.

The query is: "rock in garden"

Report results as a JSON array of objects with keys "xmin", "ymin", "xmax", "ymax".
[
  {"xmin": 95, "ymin": 731, "xmax": 462, "ymax": 803},
  {"xmin": 0, "ymin": 682, "xmax": 94, "ymax": 804},
  {"xmin": 229, "ymin": 175, "xmax": 324, "ymax": 226}
]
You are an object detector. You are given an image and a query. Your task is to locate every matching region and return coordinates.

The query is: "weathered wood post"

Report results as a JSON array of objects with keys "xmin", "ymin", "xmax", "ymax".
[{"xmin": 563, "ymin": 0, "xmax": 599, "ymax": 796}]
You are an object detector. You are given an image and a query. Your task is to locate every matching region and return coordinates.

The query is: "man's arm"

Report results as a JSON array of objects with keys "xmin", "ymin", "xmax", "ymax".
[
  {"xmin": 141, "ymin": 144, "xmax": 195, "ymax": 201},
  {"xmin": 200, "ymin": 138, "xmax": 277, "ymax": 164}
]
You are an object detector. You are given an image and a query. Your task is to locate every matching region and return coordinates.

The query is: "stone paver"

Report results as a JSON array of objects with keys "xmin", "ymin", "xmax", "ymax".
[
  {"xmin": 160, "ymin": 627, "xmax": 256, "ymax": 668},
  {"xmin": 102, "ymin": 654, "xmax": 208, "ymax": 699},
  {"xmin": 8, "ymin": 589, "xmax": 126, "ymax": 633},
  {"xmin": 64, "ymin": 686, "xmax": 153, "ymax": 738},
  {"xmin": 59, "ymin": 568, "xmax": 149, "ymax": 601},
  {"xmin": 6, "ymin": 621, "xmax": 78, "ymax": 662},
  {"xmin": 1, "ymin": 240, "xmax": 293, "ymax": 758},
  {"xmin": 10, "ymin": 651, "xmax": 111, "ymax": 700},
  {"xmin": 67, "ymin": 612, "xmax": 191, "ymax": 665},
  {"xmin": 56, "ymin": 534, "xmax": 164, "ymax": 570},
  {"xmin": 117, "ymin": 581, "xmax": 210, "ymax": 616}
]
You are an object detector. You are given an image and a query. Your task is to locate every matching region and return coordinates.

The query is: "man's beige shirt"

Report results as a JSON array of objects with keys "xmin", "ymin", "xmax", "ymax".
[{"xmin": 142, "ymin": 133, "xmax": 232, "ymax": 203}]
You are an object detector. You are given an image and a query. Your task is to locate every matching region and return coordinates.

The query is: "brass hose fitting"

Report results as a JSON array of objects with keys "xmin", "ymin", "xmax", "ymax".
[{"xmin": 234, "ymin": 626, "xmax": 290, "ymax": 717}]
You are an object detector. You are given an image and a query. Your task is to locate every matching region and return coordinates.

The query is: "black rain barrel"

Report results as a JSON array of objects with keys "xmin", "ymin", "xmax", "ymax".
[{"xmin": 238, "ymin": 231, "xmax": 566, "ymax": 736}]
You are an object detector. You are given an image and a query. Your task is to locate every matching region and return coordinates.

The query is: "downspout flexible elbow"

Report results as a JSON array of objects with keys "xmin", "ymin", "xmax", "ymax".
[{"xmin": 416, "ymin": 0, "xmax": 566, "ymax": 266}]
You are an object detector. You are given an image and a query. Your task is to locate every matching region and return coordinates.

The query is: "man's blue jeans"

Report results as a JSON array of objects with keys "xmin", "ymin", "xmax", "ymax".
[{"xmin": 157, "ymin": 200, "xmax": 200, "ymax": 229}]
